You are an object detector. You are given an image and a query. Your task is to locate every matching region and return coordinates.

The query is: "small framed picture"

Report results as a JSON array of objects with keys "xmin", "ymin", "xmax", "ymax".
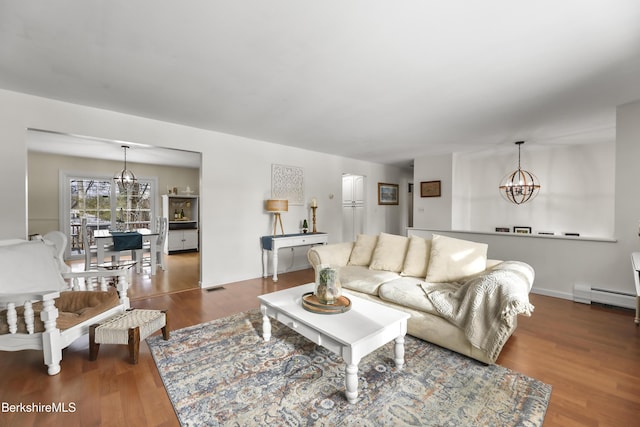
[
  {"xmin": 378, "ymin": 183, "xmax": 399, "ymax": 205},
  {"xmin": 495, "ymin": 227, "xmax": 510, "ymax": 233},
  {"xmin": 513, "ymin": 226, "xmax": 532, "ymax": 234},
  {"xmin": 420, "ymin": 180, "xmax": 441, "ymax": 197}
]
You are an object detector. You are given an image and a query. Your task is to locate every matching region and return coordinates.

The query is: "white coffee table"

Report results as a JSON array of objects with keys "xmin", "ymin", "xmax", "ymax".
[{"xmin": 258, "ymin": 283, "xmax": 410, "ymax": 403}]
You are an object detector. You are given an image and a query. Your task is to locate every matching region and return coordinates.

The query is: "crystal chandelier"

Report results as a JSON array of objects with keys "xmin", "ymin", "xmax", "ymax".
[
  {"xmin": 114, "ymin": 145, "xmax": 137, "ymax": 192},
  {"xmin": 498, "ymin": 141, "xmax": 540, "ymax": 205}
]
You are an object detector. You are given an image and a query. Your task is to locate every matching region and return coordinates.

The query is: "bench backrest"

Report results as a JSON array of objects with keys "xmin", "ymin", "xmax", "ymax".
[{"xmin": 0, "ymin": 240, "xmax": 66, "ymax": 294}]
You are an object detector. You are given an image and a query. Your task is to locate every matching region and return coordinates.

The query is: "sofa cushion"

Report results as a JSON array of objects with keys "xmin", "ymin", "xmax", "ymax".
[
  {"xmin": 378, "ymin": 277, "xmax": 442, "ymax": 314},
  {"xmin": 347, "ymin": 234, "xmax": 378, "ymax": 266},
  {"xmin": 0, "ymin": 240, "xmax": 66, "ymax": 293},
  {"xmin": 401, "ymin": 236, "xmax": 431, "ymax": 277},
  {"xmin": 55, "ymin": 288, "xmax": 121, "ymax": 329},
  {"xmin": 369, "ymin": 233, "xmax": 409, "ymax": 273},
  {"xmin": 425, "ymin": 234, "xmax": 488, "ymax": 283},
  {"xmin": 339, "ymin": 265, "xmax": 400, "ymax": 295}
]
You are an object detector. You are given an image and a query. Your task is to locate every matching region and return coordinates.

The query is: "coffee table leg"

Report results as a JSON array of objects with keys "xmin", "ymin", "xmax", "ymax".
[
  {"xmin": 394, "ymin": 333, "xmax": 406, "ymax": 369},
  {"xmin": 260, "ymin": 305, "xmax": 271, "ymax": 341},
  {"xmin": 345, "ymin": 360, "xmax": 360, "ymax": 404}
]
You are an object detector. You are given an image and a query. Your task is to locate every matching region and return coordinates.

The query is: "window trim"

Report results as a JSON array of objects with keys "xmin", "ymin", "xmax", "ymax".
[{"xmin": 59, "ymin": 170, "xmax": 158, "ymax": 259}]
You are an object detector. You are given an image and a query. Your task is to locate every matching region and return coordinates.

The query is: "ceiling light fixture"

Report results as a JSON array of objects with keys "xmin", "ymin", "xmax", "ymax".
[
  {"xmin": 498, "ymin": 141, "xmax": 540, "ymax": 205},
  {"xmin": 114, "ymin": 145, "xmax": 137, "ymax": 192}
]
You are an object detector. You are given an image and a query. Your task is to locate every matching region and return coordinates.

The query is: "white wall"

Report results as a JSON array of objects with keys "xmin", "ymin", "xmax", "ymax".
[
  {"xmin": 0, "ymin": 88, "xmax": 411, "ymax": 287},
  {"xmin": 410, "ymin": 100, "xmax": 640, "ymax": 299},
  {"xmin": 414, "ymin": 141, "xmax": 616, "ymax": 238},
  {"xmin": 413, "ymin": 153, "xmax": 453, "ymax": 230},
  {"xmin": 450, "ymin": 142, "xmax": 615, "ymax": 237},
  {"xmin": 614, "ymin": 100, "xmax": 640, "ymax": 277}
]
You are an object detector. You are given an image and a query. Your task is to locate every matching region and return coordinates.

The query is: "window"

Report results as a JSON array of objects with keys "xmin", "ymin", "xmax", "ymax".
[
  {"xmin": 62, "ymin": 172, "xmax": 157, "ymax": 258},
  {"xmin": 115, "ymin": 181, "xmax": 153, "ymax": 230}
]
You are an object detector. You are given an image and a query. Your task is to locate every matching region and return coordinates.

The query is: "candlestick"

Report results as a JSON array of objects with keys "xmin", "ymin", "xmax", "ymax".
[{"xmin": 311, "ymin": 206, "xmax": 317, "ymax": 233}]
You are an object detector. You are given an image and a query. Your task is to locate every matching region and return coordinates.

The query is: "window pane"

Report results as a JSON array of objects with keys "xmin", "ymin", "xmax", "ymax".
[
  {"xmin": 70, "ymin": 178, "xmax": 113, "ymax": 255},
  {"xmin": 116, "ymin": 180, "xmax": 153, "ymax": 230},
  {"xmin": 66, "ymin": 175, "xmax": 155, "ymax": 258}
]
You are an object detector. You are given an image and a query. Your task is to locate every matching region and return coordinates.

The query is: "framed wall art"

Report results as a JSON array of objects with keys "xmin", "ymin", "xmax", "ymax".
[
  {"xmin": 271, "ymin": 164, "xmax": 304, "ymax": 205},
  {"xmin": 420, "ymin": 180, "xmax": 441, "ymax": 197},
  {"xmin": 378, "ymin": 183, "xmax": 399, "ymax": 205},
  {"xmin": 513, "ymin": 226, "xmax": 532, "ymax": 234}
]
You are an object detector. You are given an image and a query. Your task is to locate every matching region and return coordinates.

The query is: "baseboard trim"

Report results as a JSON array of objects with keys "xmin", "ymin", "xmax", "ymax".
[
  {"xmin": 573, "ymin": 284, "xmax": 636, "ymax": 309},
  {"xmin": 530, "ymin": 287, "xmax": 573, "ymax": 301}
]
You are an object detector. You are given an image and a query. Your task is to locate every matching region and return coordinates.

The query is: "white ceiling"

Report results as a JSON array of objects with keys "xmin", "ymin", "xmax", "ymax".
[
  {"xmin": 27, "ymin": 129, "xmax": 202, "ymax": 168},
  {"xmin": 2, "ymin": 1, "xmax": 639, "ymax": 168}
]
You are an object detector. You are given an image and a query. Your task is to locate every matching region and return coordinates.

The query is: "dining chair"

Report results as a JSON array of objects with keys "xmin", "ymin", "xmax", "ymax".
[
  {"xmin": 81, "ymin": 218, "xmax": 120, "ymax": 271},
  {"xmin": 134, "ymin": 217, "xmax": 168, "ymax": 274},
  {"xmin": 156, "ymin": 217, "xmax": 168, "ymax": 270}
]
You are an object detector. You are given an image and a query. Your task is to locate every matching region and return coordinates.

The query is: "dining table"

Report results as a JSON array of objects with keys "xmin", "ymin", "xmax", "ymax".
[{"xmin": 93, "ymin": 229, "xmax": 160, "ymax": 275}]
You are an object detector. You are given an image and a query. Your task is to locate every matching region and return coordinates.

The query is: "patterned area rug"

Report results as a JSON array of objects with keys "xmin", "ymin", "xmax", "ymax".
[{"xmin": 147, "ymin": 309, "xmax": 551, "ymax": 426}]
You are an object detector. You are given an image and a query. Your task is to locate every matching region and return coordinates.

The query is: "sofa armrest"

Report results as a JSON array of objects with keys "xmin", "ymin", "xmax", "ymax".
[
  {"xmin": 486, "ymin": 259, "xmax": 503, "ymax": 269},
  {"xmin": 307, "ymin": 242, "xmax": 354, "ymax": 270}
]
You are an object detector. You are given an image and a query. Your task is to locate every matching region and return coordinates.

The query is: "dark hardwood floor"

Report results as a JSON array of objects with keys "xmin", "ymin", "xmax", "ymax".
[{"xmin": 1, "ymin": 253, "xmax": 639, "ymax": 426}]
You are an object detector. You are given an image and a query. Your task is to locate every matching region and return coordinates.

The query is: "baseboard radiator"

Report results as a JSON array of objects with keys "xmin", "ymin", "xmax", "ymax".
[{"xmin": 573, "ymin": 284, "xmax": 636, "ymax": 309}]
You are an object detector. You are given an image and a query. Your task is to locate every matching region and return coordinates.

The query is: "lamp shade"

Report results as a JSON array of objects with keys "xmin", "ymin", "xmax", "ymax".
[{"xmin": 265, "ymin": 199, "xmax": 288, "ymax": 213}]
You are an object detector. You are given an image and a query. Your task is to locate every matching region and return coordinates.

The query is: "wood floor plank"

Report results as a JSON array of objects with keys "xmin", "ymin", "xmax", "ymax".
[{"xmin": 1, "ymin": 252, "xmax": 638, "ymax": 426}]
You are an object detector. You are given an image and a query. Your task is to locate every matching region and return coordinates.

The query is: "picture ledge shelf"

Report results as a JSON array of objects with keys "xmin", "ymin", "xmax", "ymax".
[{"xmin": 407, "ymin": 228, "xmax": 617, "ymax": 244}]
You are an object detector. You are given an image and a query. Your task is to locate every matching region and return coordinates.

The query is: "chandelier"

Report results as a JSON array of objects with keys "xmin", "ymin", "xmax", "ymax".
[
  {"xmin": 498, "ymin": 141, "xmax": 540, "ymax": 205},
  {"xmin": 114, "ymin": 145, "xmax": 137, "ymax": 192}
]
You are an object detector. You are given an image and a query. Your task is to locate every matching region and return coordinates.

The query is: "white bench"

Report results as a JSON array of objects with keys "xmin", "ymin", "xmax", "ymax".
[{"xmin": 0, "ymin": 233, "xmax": 130, "ymax": 375}]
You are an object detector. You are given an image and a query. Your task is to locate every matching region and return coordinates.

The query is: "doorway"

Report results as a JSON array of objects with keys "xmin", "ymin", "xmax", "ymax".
[
  {"xmin": 342, "ymin": 174, "xmax": 365, "ymax": 241},
  {"xmin": 26, "ymin": 129, "xmax": 202, "ymax": 298}
]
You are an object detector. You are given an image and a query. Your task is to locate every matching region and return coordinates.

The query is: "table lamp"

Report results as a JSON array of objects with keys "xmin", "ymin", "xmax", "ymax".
[{"xmin": 265, "ymin": 199, "xmax": 288, "ymax": 236}]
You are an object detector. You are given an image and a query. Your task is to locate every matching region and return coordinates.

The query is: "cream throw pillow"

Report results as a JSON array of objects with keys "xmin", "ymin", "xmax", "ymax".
[
  {"xmin": 369, "ymin": 233, "xmax": 409, "ymax": 273},
  {"xmin": 425, "ymin": 234, "xmax": 488, "ymax": 282},
  {"xmin": 347, "ymin": 234, "xmax": 378, "ymax": 266},
  {"xmin": 401, "ymin": 236, "xmax": 431, "ymax": 277}
]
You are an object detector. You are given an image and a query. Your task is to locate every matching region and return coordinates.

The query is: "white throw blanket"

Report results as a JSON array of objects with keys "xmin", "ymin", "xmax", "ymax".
[{"xmin": 421, "ymin": 261, "xmax": 535, "ymax": 362}]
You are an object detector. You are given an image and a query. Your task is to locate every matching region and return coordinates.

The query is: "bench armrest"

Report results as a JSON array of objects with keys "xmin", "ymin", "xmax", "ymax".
[
  {"xmin": 0, "ymin": 291, "xmax": 60, "ymax": 335},
  {"xmin": 0, "ymin": 291, "xmax": 60, "ymax": 304}
]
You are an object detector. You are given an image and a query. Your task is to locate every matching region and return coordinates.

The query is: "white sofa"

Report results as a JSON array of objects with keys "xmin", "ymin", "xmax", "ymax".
[{"xmin": 307, "ymin": 232, "xmax": 535, "ymax": 364}]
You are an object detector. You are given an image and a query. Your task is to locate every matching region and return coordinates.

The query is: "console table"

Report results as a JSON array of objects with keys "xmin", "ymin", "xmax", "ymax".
[{"xmin": 261, "ymin": 232, "xmax": 328, "ymax": 281}]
